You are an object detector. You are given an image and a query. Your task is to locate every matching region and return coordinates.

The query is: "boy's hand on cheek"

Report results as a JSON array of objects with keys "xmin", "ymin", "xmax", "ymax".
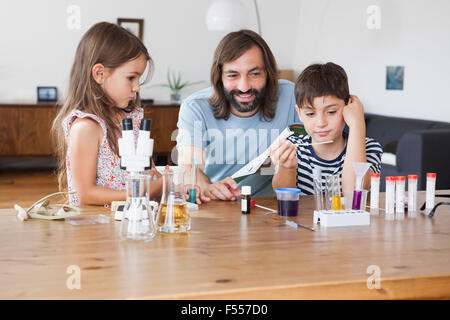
[{"xmin": 343, "ymin": 95, "xmax": 365, "ymax": 129}]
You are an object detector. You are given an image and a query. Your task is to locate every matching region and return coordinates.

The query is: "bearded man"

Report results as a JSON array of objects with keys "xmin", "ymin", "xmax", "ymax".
[{"xmin": 176, "ymin": 29, "xmax": 299, "ymax": 202}]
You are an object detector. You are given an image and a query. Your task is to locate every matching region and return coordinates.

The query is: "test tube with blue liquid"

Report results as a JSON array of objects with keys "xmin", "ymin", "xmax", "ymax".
[{"xmin": 188, "ymin": 156, "xmax": 198, "ymax": 203}]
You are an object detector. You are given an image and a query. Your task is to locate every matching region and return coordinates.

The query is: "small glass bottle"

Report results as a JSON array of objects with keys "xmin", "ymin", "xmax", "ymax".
[
  {"xmin": 426, "ymin": 173, "xmax": 437, "ymax": 210},
  {"xmin": 408, "ymin": 175, "xmax": 418, "ymax": 213},
  {"xmin": 241, "ymin": 186, "xmax": 251, "ymax": 214}
]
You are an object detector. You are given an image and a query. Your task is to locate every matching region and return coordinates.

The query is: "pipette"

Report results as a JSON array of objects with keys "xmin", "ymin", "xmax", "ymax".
[
  {"xmin": 352, "ymin": 162, "xmax": 371, "ymax": 210},
  {"xmin": 188, "ymin": 156, "xmax": 198, "ymax": 203},
  {"xmin": 298, "ymin": 140, "xmax": 333, "ymax": 146}
]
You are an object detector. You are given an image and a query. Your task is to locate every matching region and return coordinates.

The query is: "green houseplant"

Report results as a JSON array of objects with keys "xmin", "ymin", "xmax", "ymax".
[{"xmin": 154, "ymin": 68, "xmax": 203, "ymax": 104}]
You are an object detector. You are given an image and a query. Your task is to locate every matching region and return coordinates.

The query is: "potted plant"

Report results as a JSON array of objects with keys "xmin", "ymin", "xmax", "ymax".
[{"xmin": 153, "ymin": 68, "xmax": 203, "ymax": 104}]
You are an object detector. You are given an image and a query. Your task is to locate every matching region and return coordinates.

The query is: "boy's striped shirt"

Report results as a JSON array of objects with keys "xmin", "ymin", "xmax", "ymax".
[{"xmin": 286, "ymin": 134, "xmax": 383, "ymax": 195}]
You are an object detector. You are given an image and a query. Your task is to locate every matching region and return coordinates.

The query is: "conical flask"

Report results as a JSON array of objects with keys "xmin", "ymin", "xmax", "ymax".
[
  {"xmin": 156, "ymin": 167, "xmax": 190, "ymax": 233},
  {"xmin": 119, "ymin": 173, "xmax": 157, "ymax": 241}
]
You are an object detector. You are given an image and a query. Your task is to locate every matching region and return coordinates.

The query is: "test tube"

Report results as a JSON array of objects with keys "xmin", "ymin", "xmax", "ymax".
[
  {"xmin": 395, "ymin": 176, "xmax": 405, "ymax": 214},
  {"xmin": 370, "ymin": 173, "xmax": 380, "ymax": 209},
  {"xmin": 312, "ymin": 168, "xmax": 324, "ymax": 211},
  {"xmin": 188, "ymin": 156, "xmax": 198, "ymax": 203},
  {"xmin": 331, "ymin": 175, "xmax": 342, "ymax": 211},
  {"xmin": 408, "ymin": 175, "xmax": 418, "ymax": 213},
  {"xmin": 426, "ymin": 173, "xmax": 437, "ymax": 210},
  {"xmin": 324, "ymin": 175, "xmax": 333, "ymax": 210},
  {"xmin": 385, "ymin": 176, "xmax": 395, "ymax": 214}
]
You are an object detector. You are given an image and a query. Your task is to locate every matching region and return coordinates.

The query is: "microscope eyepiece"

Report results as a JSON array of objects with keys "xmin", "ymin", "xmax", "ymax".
[
  {"xmin": 140, "ymin": 119, "xmax": 152, "ymax": 131},
  {"xmin": 121, "ymin": 118, "xmax": 133, "ymax": 130}
]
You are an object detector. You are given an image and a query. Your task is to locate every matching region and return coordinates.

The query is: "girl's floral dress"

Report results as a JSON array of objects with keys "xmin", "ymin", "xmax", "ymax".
[{"xmin": 62, "ymin": 108, "xmax": 143, "ymax": 206}]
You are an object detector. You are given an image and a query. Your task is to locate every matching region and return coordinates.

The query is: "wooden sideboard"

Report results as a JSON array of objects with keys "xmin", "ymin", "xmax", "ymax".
[
  {"xmin": 0, "ymin": 103, "xmax": 180, "ymax": 162},
  {"xmin": 0, "ymin": 103, "xmax": 58, "ymax": 156},
  {"xmin": 142, "ymin": 103, "xmax": 179, "ymax": 163}
]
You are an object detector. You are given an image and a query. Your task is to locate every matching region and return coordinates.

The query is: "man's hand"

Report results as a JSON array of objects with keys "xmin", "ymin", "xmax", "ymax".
[
  {"xmin": 343, "ymin": 95, "xmax": 365, "ymax": 129},
  {"xmin": 201, "ymin": 177, "xmax": 241, "ymax": 201},
  {"xmin": 184, "ymin": 184, "xmax": 205, "ymax": 205},
  {"xmin": 269, "ymin": 138, "xmax": 297, "ymax": 169}
]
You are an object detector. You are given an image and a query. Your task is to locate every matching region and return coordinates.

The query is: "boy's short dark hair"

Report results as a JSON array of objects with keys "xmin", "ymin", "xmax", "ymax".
[{"xmin": 295, "ymin": 62, "xmax": 350, "ymax": 107}]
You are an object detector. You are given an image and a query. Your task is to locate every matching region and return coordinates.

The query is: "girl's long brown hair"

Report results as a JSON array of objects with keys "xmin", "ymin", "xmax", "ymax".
[{"xmin": 51, "ymin": 22, "xmax": 152, "ymax": 192}]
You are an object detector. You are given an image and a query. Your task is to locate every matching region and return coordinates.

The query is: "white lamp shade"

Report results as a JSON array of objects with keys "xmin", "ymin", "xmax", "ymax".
[{"xmin": 205, "ymin": 0, "xmax": 249, "ymax": 31}]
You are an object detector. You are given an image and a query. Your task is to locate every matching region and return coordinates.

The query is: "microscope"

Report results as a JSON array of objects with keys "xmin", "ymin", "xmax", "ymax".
[{"xmin": 115, "ymin": 118, "xmax": 156, "ymax": 230}]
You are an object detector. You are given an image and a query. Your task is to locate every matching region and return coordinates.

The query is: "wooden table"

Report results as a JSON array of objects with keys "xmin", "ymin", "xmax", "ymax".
[{"xmin": 0, "ymin": 181, "xmax": 449, "ymax": 299}]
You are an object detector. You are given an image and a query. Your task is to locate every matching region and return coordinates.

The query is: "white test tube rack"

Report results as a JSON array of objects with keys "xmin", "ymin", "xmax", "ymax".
[{"xmin": 313, "ymin": 209, "xmax": 370, "ymax": 227}]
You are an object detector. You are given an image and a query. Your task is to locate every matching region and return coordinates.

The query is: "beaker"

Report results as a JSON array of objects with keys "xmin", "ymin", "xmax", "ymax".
[
  {"xmin": 275, "ymin": 188, "xmax": 301, "ymax": 217},
  {"xmin": 119, "ymin": 173, "xmax": 158, "ymax": 241},
  {"xmin": 157, "ymin": 167, "xmax": 190, "ymax": 233}
]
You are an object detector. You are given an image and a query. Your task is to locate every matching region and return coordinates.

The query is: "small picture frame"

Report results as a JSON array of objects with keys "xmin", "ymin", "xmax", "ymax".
[
  {"xmin": 117, "ymin": 18, "xmax": 144, "ymax": 40},
  {"xmin": 37, "ymin": 86, "xmax": 57, "ymax": 102},
  {"xmin": 386, "ymin": 66, "xmax": 404, "ymax": 90}
]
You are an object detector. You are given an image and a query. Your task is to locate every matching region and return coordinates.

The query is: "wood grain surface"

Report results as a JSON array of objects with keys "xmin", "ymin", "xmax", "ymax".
[
  {"xmin": 0, "ymin": 103, "xmax": 179, "ymax": 158},
  {"xmin": 0, "ymin": 172, "xmax": 449, "ymax": 299},
  {"xmin": 0, "ymin": 104, "xmax": 58, "ymax": 156}
]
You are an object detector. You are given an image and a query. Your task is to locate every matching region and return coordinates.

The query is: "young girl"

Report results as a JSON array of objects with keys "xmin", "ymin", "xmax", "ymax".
[{"xmin": 52, "ymin": 22, "xmax": 162, "ymax": 206}]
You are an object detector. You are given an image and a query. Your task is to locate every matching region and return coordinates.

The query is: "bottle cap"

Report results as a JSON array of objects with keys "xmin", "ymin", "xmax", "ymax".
[
  {"xmin": 397, "ymin": 176, "xmax": 405, "ymax": 181},
  {"xmin": 426, "ymin": 173, "xmax": 437, "ymax": 178},
  {"xmin": 371, "ymin": 173, "xmax": 380, "ymax": 178},
  {"xmin": 242, "ymin": 186, "xmax": 251, "ymax": 195},
  {"xmin": 408, "ymin": 175, "xmax": 418, "ymax": 180},
  {"xmin": 275, "ymin": 188, "xmax": 301, "ymax": 194},
  {"xmin": 385, "ymin": 176, "xmax": 395, "ymax": 181}
]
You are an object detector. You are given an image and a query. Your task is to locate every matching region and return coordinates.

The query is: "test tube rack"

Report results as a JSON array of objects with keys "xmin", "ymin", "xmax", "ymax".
[{"xmin": 313, "ymin": 210, "xmax": 370, "ymax": 227}]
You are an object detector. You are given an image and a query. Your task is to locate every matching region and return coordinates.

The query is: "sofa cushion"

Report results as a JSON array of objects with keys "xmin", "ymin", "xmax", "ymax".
[{"xmin": 364, "ymin": 113, "xmax": 450, "ymax": 148}]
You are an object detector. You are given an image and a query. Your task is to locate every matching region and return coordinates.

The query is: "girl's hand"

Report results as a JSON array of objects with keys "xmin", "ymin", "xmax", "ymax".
[
  {"xmin": 270, "ymin": 138, "xmax": 298, "ymax": 169},
  {"xmin": 343, "ymin": 95, "xmax": 365, "ymax": 129},
  {"xmin": 184, "ymin": 184, "xmax": 203, "ymax": 205},
  {"xmin": 147, "ymin": 167, "xmax": 161, "ymax": 180}
]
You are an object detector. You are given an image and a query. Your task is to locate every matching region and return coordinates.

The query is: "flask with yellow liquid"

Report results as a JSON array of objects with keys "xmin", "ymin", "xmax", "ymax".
[{"xmin": 156, "ymin": 167, "xmax": 190, "ymax": 233}]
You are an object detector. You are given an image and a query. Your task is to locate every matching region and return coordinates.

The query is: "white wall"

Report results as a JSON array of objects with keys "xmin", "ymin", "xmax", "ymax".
[
  {"xmin": 0, "ymin": 0, "xmax": 299, "ymax": 103},
  {"xmin": 293, "ymin": 0, "xmax": 450, "ymax": 122},
  {"xmin": 0, "ymin": 0, "xmax": 449, "ymax": 122}
]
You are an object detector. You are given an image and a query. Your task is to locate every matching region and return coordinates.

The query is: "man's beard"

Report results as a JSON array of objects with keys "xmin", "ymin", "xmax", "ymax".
[{"xmin": 224, "ymin": 87, "xmax": 265, "ymax": 114}]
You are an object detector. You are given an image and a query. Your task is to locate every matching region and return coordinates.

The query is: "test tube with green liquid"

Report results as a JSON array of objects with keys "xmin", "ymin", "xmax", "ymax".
[{"xmin": 188, "ymin": 156, "xmax": 198, "ymax": 203}]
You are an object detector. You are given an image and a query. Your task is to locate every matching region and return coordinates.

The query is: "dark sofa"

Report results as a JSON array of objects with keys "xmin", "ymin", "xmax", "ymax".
[{"xmin": 364, "ymin": 113, "xmax": 450, "ymax": 191}]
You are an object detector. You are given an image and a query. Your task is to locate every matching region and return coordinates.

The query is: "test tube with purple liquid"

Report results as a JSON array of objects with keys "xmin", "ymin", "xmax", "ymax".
[{"xmin": 351, "ymin": 162, "xmax": 371, "ymax": 210}]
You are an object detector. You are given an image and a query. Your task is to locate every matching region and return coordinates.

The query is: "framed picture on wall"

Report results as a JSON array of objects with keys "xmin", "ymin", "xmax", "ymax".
[
  {"xmin": 117, "ymin": 18, "xmax": 144, "ymax": 40},
  {"xmin": 386, "ymin": 66, "xmax": 404, "ymax": 90},
  {"xmin": 37, "ymin": 86, "xmax": 57, "ymax": 102}
]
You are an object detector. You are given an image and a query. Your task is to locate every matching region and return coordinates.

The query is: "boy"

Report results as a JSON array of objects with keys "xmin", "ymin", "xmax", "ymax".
[{"xmin": 271, "ymin": 62, "xmax": 382, "ymax": 194}]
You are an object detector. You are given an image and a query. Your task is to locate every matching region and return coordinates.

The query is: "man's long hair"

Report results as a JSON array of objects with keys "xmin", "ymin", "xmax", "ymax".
[{"xmin": 208, "ymin": 29, "xmax": 279, "ymax": 121}]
